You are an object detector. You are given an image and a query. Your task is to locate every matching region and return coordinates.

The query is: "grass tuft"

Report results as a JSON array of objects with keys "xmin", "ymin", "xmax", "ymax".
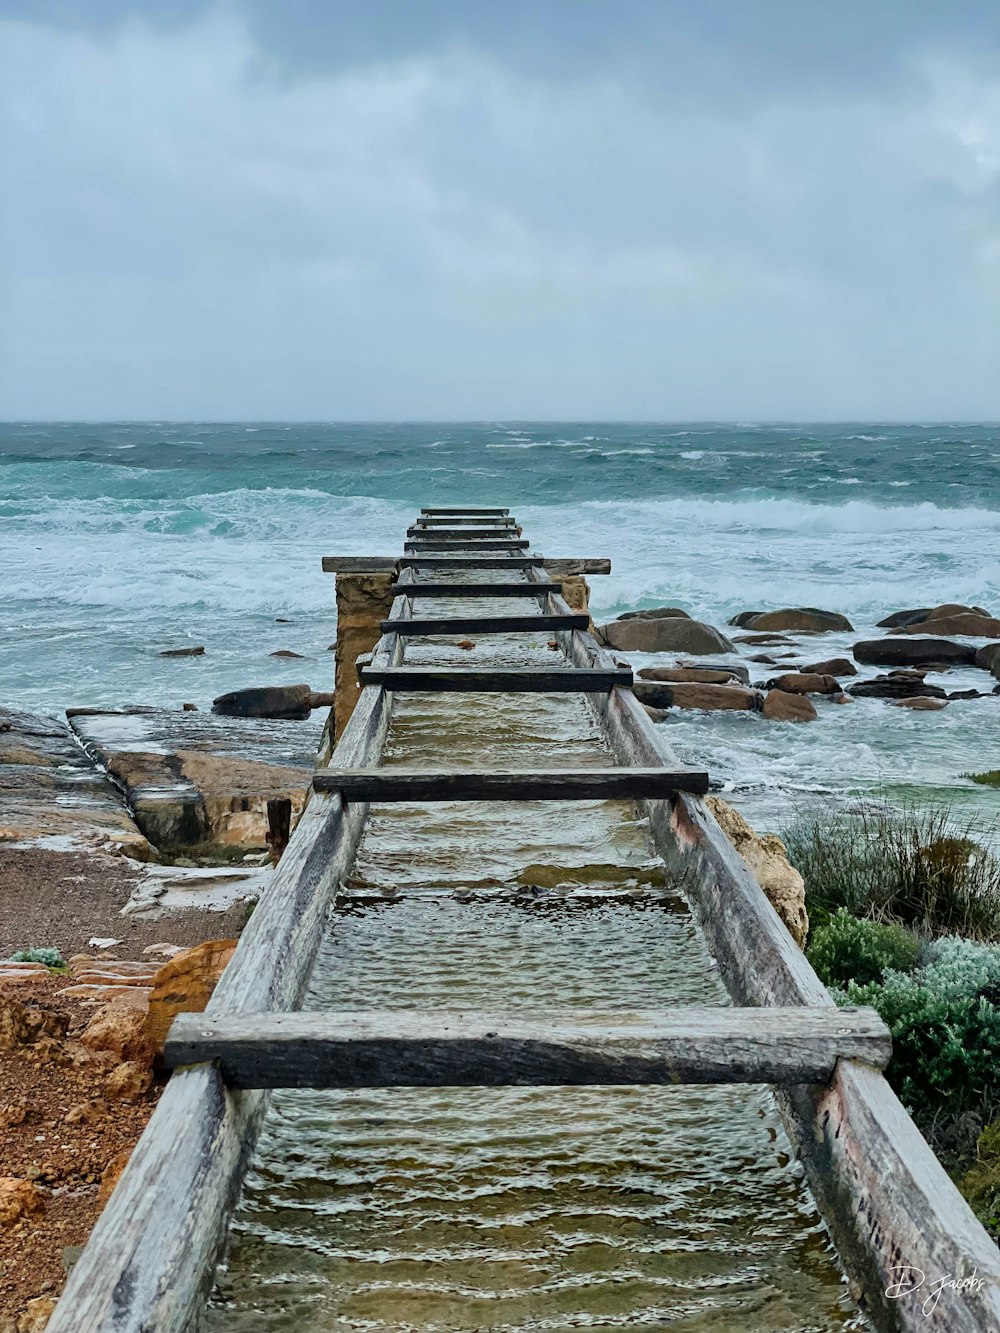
[{"xmin": 965, "ymin": 770, "xmax": 1000, "ymax": 788}]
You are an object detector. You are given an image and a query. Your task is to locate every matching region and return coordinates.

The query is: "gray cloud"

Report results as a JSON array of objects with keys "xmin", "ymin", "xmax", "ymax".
[{"xmin": 1, "ymin": 2, "xmax": 998, "ymax": 418}]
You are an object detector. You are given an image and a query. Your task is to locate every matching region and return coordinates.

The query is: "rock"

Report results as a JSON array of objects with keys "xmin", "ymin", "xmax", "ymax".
[
  {"xmin": 641, "ymin": 704, "xmax": 670, "ymax": 723},
  {"xmin": 56, "ymin": 984, "xmax": 152, "ymax": 1008},
  {"xmin": 705, "ymin": 797, "xmax": 808, "ymax": 945},
  {"xmin": 632, "ymin": 682, "xmax": 761, "ymax": 711},
  {"xmin": 0, "ymin": 707, "xmax": 150, "ymax": 858},
  {"xmin": 833, "ymin": 693, "xmax": 854, "ymax": 704},
  {"xmin": 159, "ymin": 646, "xmax": 205, "ymax": 657},
  {"xmin": 80, "ymin": 1005, "xmax": 154, "ymax": 1065},
  {"xmin": 0, "ymin": 1000, "xmax": 68, "ymax": 1049},
  {"xmin": 333, "ymin": 571, "xmax": 397, "ymax": 741},
  {"xmin": 853, "ymin": 638, "xmax": 976, "ymax": 667},
  {"xmin": 638, "ymin": 667, "xmax": 746, "ymax": 686},
  {"xmin": 69, "ymin": 708, "xmax": 319, "ymax": 857},
  {"xmin": 732, "ymin": 633, "xmax": 797, "ymax": 645},
  {"xmin": 736, "ymin": 608, "xmax": 853, "ymax": 633},
  {"xmin": 64, "ymin": 1098, "xmax": 108, "ymax": 1125},
  {"xmin": 269, "ymin": 650, "xmax": 305, "ymax": 659},
  {"xmin": 619, "ymin": 607, "xmax": 690, "ymax": 621},
  {"xmin": 761, "ymin": 690, "xmax": 818, "ymax": 722},
  {"xmin": 764, "ymin": 672, "xmax": 841, "ymax": 696},
  {"xmin": 892, "ymin": 613, "xmax": 1000, "ymax": 639},
  {"xmin": 801, "ymin": 657, "xmax": 857, "ymax": 676},
  {"xmin": 749, "ymin": 654, "xmax": 778, "ymax": 664},
  {"xmin": 686, "ymin": 660, "xmax": 751, "ymax": 683},
  {"xmin": 143, "ymin": 938, "xmax": 237, "ymax": 1052},
  {"xmin": 975, "ymin": 644, "xmax": 1000, "ymax": 678},
  {"xmin": 456, "ymin": 640, "xmax": 476, "ymax": 650},
  {"xmin": 597, "ymin": 618, "xmax": 735, "ymax": 654},
  {"xmin": 892, "ymin": 697, "xmax": 950, "ymax": 711},
  {"xmin": 15, "ymin": 1297, "xmax": 57, "ymax": 1332},
  {"xmin": 98, "ymin": 1147, "xmax": 133, "ymax": 1206},
  {"xmin": 0, "ymin": 1177, "xmax": 45, "ymax": 1227},
  {"xmin": 876, "ymin": 608, "xmax": 933, "ymax": 628},
  {"xmin": 212, "ymin": 683, "xmax": 313, "ymax": 719},
  {"xmin": 728, "ymin": 611, "xmax": 764, "ymax": 627},
  {"xmin": 308, "ymin": 692, "xmax": 335, "ymax": 709},
  {"xmin": 182, "ymin": 702, "xmax": 199, "ymax": 711},
  {"xmin": 948, "ymin": 689, "xmax": 986, "ymax": 701},
  {"xmin": 104, "ymin": 1061, "xmax": 153, "ymax": 1101},
  {"xmin": 848, "ymin": 674, "xmax": 949, "ymax": 700}
]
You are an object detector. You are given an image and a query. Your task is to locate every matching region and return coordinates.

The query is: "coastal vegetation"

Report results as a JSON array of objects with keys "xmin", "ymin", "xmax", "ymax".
[
  {"xmin": 789, "ymin": 804, "xmax": 1000, "ymax": 1238},
  {"xmin": 966, "ymin": 770, "xmax": 1000, "ymax": 788}
]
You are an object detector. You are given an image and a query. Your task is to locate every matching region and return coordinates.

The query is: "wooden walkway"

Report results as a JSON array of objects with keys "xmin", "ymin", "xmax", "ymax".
[{"xmin": 49, "ymin": 508, "xmax": 1000, "ymax": 1333}]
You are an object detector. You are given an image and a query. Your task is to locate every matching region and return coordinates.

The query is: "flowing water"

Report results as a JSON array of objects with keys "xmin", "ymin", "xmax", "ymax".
[{"xmin": 203, "ymin": 583, "xmax": 867, "ymax": 1331}]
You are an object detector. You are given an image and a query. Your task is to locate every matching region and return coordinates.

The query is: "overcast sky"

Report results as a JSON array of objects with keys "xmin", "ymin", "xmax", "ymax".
[{"xmin": 1, "ymin": 0, "xmax": 998, "ymax": 420}]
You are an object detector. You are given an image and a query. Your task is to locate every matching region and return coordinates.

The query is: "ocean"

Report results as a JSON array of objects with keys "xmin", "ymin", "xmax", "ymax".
[{"xmin": 2, "ymin": 421, "xmax": 998, "ymax": 835}]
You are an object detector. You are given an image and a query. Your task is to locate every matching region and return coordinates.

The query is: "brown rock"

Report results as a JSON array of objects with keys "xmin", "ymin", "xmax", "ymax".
[
  {"xmin": 640, "ymin": 704, "xmax": 670, "ymax": 723},
  {"xmin": 98, "ymin": 1147, "xmax": 133, "ymax": 1207},
  {"xmin": 16, "ymin": 1297, "xmax": 58, "ymax": 1332},
  {"xmin": 0, "ymin": 999, "xmax": 68, "ymax": 1049},
  {"xmin": 892, "ymin": 696, "xmax": 950, "ymax": 711},
  {"xmin": 632, "ymin": 682, "xmax": 761, "ymax": 711},
  {"xmin": 733, "ymin": 634, "xmax": 796, "ymax": 645},
  {"xmin": 456, "ymin": 640, "xmax": 476, "ymax": 650},
  {"xmin": 211, "ymin": 682, "xmax": 312, "ymax": 718},
  {"xmin": 833, "ymin": 693, "xmax": 854, "ymax": 704},
  {"xmin": 765, "ymin": 672, "xmax": 841, "ymax": 696},
  {"xmin": 0, "ymin": 1177, "xmax": 45, "ymax": 1227},
  {"xmin": 705, "ymin": 797, "xmax": 808, "ymax": 945},
  {"xmin": 619, "ymin": 606, "xmax": 690, "ymax": 620},
  {"xmin": 761, "ymin": 689, "xmax": 818, "ymax": 722},
  {"xmin": 104, "ymin": 1061, "xmax": 153, "ymax": 1101},
  {"xmin": 893, "ymin": 613, "xmax": 1000, "ymax": 638},
  {"xmin": 80, "ymin": 1004, "xmax": 154, "ymax": 1065},
  {"xmin": 159, "ymin": 646, "xmax": 205, "ymax": 657},
  {"xmin": 801, "ymin": 657, "xmax": 857, "ymax": 676},
  {"xmin": 143, "ymin": 938, "xmax": 237, "ymax": 1052},
  {"xmin": 737, "ymin": 608, "xmax": 853, "ymax": 633},
  {"xmin": 638, "ymin": 666, "xmax": 746, "ymax": 685},
  {"xmin": 853, "ymin": 637, "xmax": 976, "ymax": 667},
  {"xmin": 334, "ymin": 571, "xmax": 397, "ymax": 740},
  {"xmin": 64, "ymin": 1098, "xmax": 108, "ymax": 1125},
  {"xmin": 598, "ymin": 618, "xmax": 735, "ymax": 654},
  {"xmin": 56, "ymin": 984, "xmax": 152, "ymax": 1009},
  {"xmin": 269, "ymin": 649, "xmax": 305, "ymax": 659}
]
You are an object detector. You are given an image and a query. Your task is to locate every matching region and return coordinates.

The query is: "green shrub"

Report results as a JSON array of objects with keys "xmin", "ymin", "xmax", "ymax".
[
  {"xmin": 965, "ymin": 770, "xmax": 1000, "ymax": 788},
  {"xmin": 961, "ymin": 1120, "xmax": 1000, "ymax": 1240},
  {"xmin": 783, "ymin": 801, "xmax": 1000, "ymax": 940},
  {"xmin": 834, "ymin": 938, "xmax": 1000, "ymax": 1125},
  {"xmin": 807, "ymin": 909, "xmax": 919, "ymax": 988},
  {"xmin": 11, "ymin": 946, "xmax": 66, "ymax": 969}
]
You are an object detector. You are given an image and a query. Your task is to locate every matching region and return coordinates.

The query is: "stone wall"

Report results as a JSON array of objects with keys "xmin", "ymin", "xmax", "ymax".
[{"xmin": 334, "ymin": 572, "xmax": 396, "ymax": 741}]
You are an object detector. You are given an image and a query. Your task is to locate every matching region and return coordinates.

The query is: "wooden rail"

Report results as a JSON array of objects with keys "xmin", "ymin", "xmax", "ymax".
[
  {"xmin": 50, "ymin": 510, "xmax": 1000, "ymax": 1333},
  {"xmin": 313, "ymin": 766, "xmax": 710, "ymax": 800}
]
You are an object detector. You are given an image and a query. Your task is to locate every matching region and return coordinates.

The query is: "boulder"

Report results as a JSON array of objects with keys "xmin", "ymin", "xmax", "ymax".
[
  {"xmin": 876, "ymin": 608, "xmax": 932, "ymax": 629},
  {"xmin": 735, "ymin": 608, "xmax": 853, "ymax": 633},
  {"xmin": 732, "ymin": 634, "xmax": 797, "ymax": 646},
  {"xmin": 632, "ymin": 682, "xmax": 762, "ymax": 711},
  {"xmin": 892, "ymin": 697, "xmax": 950, "ymax": 711},
  {"xmin": 0, "ymin": 707, "xmax": 149, "ymax": 858},
  {"xmin": 853, "ymin": 638, "xmax": 976, "ymax": 667},
  {"xmin": 764, "ymin": 672, "xmax": 841, "ymax": 696},
  {"xmin": 975, "ymin": 644, "xmax": 1000, "ymax": 679},
  {"xmin": 15, "ymin": 1296, "xmax": 58, "ymax": 1331},
  {"xmin": 0, "ymin": 1177, "xmax": 45, "ymax": 1227},
  {"xmin": 619, "ymin": 607, "xmax": 690, "ymax": 621},
  {"xmin": 143, "ymin": 937, "xmax": 237, "ymax": 1052},
  {"xmin": 597, "ymin": 617, "xmax": 734, "ymax": 654},
  {"xmin": 685, "ymin": 660, "xmax": 751, "ymax": 683},
  {"xmin": 801, "ymin": 657, "xmax": 857, "ymax": 676},
  {"xmin": 69, "ymin": 708, "xmax": 320, "ymax": 857},
  {"xmin": 761, "ymin": 690, "xmax": 818, "ymax": 722},
  {"xmin": 892, "ymin": 613, "xmax": 1000, "ymax": 639},
  {"xmin": 80, "ymin": 1004, "xmax": 154, "ymax": 1065},
  {"xmin": 159, "ymin": 646, "xmax": 205, "ymax": 658},
  {"xmin": 212, "ymin": 683, "xmax": 313, "ymax": 718},
  {"xmin": 641, "ymin": 704, "xmax": 670, "ymax": 723},
  {"xmin": 705, "ymin": 797, "xmax": 808, "ymax": 945},
  {"xmin": 104, "ymin": 1061, "xmax": 154, "ymax": 1101},
  {"xmin": 638, "ymin": 666, "xmax": 746, "ymax": 686},
  {"xmin": 848, "ymin": 674, "xmax": 948, "ymax": 700},
  {"xmin": 334, "ymin": 571, "xmax": 397, "ymax": 741},
  {"xmin": 0, "ymin": 999, "xmax": 67, "ymax": 1049}
]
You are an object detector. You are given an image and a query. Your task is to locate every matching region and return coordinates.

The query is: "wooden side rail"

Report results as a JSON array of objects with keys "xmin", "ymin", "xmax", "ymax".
[
  {"xmin": 312, "ymin": 766, "xmax": 710, "ymax": 800},
  {"xmin": 164, "ymin": 1007, "xmax": 891, "ymax": 1090},
  {"xmin": 359, "ymin": 666, "xmax": 633, "ymax": 692},
  {"xmin": 379, "ymin": 613, "xmax": 589, "ymax": 635}
]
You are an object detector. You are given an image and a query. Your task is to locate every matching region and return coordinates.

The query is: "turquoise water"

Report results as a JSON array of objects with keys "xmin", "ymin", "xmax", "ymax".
[{"xmin": 2, "ymin": 421, "xmax": 998, "ymax": 832}]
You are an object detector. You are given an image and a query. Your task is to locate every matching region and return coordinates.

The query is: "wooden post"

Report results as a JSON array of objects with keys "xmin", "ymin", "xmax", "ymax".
[{"xmin": 265, "ymin": 797, "xmax": 292, "ymax": 864}]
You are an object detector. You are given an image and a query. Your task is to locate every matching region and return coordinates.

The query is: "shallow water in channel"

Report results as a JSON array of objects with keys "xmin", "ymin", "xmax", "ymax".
[{"xmin": 204, "ymin": 587, "xmax": 868, "ymax": 1331}]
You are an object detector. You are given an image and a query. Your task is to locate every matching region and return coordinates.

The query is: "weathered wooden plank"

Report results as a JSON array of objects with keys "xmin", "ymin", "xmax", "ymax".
[
  {"xmin": 45, "ymin": 582, "xmax": 413, "ymax": 1333},
  {"xmin": 360, "ymin": 665, "xmax": 633, "ymax": 692},
  {"xmin": 379, "ymin": 612, "xmax": 589, "ymax": 635},
  {"xmin": 312, "ymin": 766, "xmax": 710, "ymax": 800},
  {"xmin": 421, "ymin": 506, "xmax": 510, "ymax": 515},
  {"xmin": 533, "ymin": 571, "xmax": 1000, "ymax": 1333},
  {"xmin": 399, "ymin": 555, "xmax": 543, "ymax": 569},
  {"xmin": 322, "ymin": 556, "xmax": 399, "ymax": 573},
  {"xmin": 165, "ymin": 1006, "xmax": 891, "ymax": 1090},
  {"xmin": 414, "ymin": 516, "xmax": 516, "ymax": 526},
  {"xmin": 400, "ymin": 581, "xmax": 562, "ymax": 598},
  {"xmin": 407, "ymin": 527, "xmax": 518, "ymax": 539},
  {"xmin": 406, "ymin": 537, "xmax": 531, "ymax": 549}
]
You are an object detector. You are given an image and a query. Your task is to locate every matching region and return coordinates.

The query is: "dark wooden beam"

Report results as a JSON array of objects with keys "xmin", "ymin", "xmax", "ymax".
[
  {"xmin": 414, "ymin": 517, "xmax": 516, "ymax": 527},
  {"xmin": 399, "ymin": 555, "xmax": 543, "ymax": 569},
  {"xmin": 406, "ymin": 527, "xmax": 518, "ymax": 539},
  {"xmin": 164, "ymin": 1006, "xmax": 891, "ymax": 1090},
  {"xmin": 406, "ymin": 537, "xmax": 530, "ymax": 549},
  {"xmin": 399, "ymin": 581, "xmax": 562, "ymax": 598},
  {"xmin": 421, "ymin": 506, "xmax": 510, "ymax": 515},
  {"xmin": 313, "ymin": 766, "xmax": 710, "ymax": 800},
  {"xmin": 359, "ymin": 665, "xmax": 633, "ymax": 692},
  {"xmin": 379, "ymin": 613, "xmax": 589, "ymax": 635},
  {"xmin": 322, "ymin": 556, "xmax": 399, "ymax": 573}
]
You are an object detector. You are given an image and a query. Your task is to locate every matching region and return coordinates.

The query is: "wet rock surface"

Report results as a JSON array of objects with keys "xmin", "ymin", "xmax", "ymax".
[
  {"xmin": 848, "ymin": 673, "xmax": 949, "ymax": 700},
  {"xmin": 0, "ymin": 709, "xmax": 149, "ymax": 859},
  {"xmin": 68, "ymin": 709, "xmax": 321, "ymax": 859},
  {"xmin": 730, "ymin": 608, "xmax": 853, "ymax": 633},
  {"xmin": 760, "ymin": 689, "xmax": 818, "ymax": 722},
  {"xmin": 597, "ymin": 617, "xmax": 734, "ymax": 654},
  {"xmin": 706, "ymin": 796, "xmax": 808, "ymax": 944},
  {"xmin": 632, "ymin": 681, "xmax": 761, "ymax": 711},
  {"xmin": 853, "ymin": 637, "xmax": 976, "ymax": 667}
]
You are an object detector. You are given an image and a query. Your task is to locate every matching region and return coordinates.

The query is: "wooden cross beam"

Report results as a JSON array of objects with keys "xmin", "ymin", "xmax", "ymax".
[
  {"xmin": 312, "ymin": 766, "xmax": 710, "ymax": 800},
  {"xmin": 379, "ymin": 613, "xmax": 589, "ymax": 635},
  {"xmin": 397, "ymin": 581, "xmax": 563, "ymax": 597},
  {"xmin": 163, "ymin": 1006, "xmax": 892, "ymax": 1090},
  {"xmin": 359, "ymin": 665, "xmax": 633, "ymax": 692},
  {"xmin": 420, "ymin": 506, "xmax": 510, "ymax": 515}
]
